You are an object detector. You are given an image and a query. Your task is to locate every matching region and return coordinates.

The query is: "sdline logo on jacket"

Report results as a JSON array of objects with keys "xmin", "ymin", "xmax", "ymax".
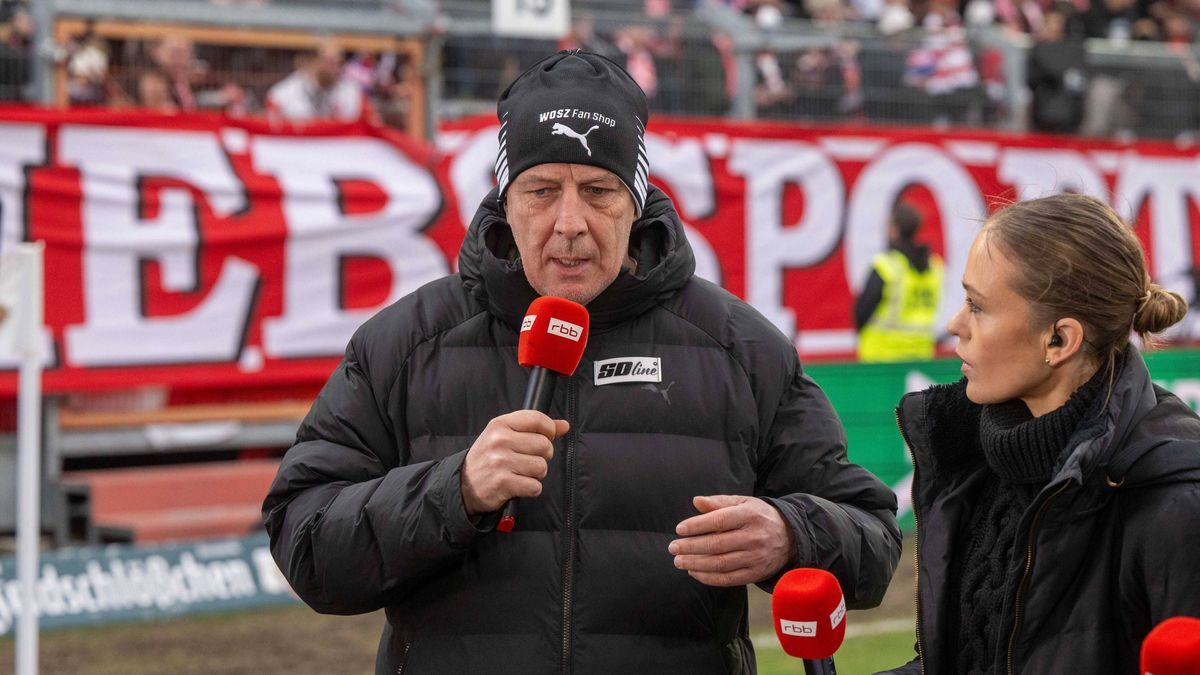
[{"xmin": 594, "ymin": 357, "xmax": 662, "ymax": 385}]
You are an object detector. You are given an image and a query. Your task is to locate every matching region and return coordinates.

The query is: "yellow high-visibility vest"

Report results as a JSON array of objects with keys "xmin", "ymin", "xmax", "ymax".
[{"xmin": 858, "ymin": 249, "xmax": 944, "ymax": 362}]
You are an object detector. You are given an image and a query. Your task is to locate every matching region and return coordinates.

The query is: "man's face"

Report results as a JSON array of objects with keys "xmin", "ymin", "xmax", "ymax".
[
  {"xmin": 506, "ymin": 163, "xmax": 636, "ymax": 305},
  {"xmin": 312, "ymin": 45, "xmax": 343, "ymax": 88}
]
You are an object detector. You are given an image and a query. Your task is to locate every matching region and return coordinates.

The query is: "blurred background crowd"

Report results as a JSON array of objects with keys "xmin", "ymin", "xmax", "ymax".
[{"xmin": 1, "ymin": 0, "xmax": 1197, "ymax": 140}]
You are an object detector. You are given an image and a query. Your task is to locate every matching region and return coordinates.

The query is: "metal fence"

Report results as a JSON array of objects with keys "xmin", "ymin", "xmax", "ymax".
[
  {"xmin": 438, "ymin": 10, "xmax": 731, "ymax": 120},
  {"xmin": 14, "ymin": 0, "xmax": 1200, "ymax": 141}
]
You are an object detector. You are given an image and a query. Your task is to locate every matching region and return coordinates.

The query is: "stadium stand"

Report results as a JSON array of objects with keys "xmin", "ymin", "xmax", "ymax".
[
  {"xmin": 60, "ymin": 459, "xmax": 281, "ymax": 543},
  {"xmin": 46, "ymin": 400, "xmax": 307, "ymax": 544}
]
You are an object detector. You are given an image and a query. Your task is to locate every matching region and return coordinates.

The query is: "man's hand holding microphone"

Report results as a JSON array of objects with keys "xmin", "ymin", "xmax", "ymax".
[
  {"xmin": 461, "ymin": 411, "xmax": 568, "ymax": 516},
  {"xmin": 460, "ymin": 294, "xmax": 794, "ymax": 588}
]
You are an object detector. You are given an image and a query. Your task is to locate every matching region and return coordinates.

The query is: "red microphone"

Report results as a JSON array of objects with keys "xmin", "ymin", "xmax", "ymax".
[
  {"xmin": 773, "ymin": 568, "xmax": 847, "ymax": 661},
  {"xmin": 1142, "ymin": 616, "xmax": 1200, "ymax": 675},
  {"xmin": 497, "ymin": 296, "xmax": 590, "ymax": 533}
]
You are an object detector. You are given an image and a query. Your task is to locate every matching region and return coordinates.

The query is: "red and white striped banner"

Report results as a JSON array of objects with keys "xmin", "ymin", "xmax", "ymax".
[{"xmin": 2, "ymin": 108, "xmax": 1196, "ymax": 393}]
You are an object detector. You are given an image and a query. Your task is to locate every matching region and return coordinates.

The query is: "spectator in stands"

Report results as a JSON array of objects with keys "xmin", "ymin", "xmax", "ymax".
[
  {"xmin": 266, "ymin": 39, "xmax": 374, "ymax": 123},
  {"xmin": 652, "ymin": 15, "xmax": 731, "ymax": 115},
  {"xmin": 1027, "ymin": 2, "xmax": 1089, "ymax": 133},
  {"xmin": 854, "ymin": 201, "xmax": 944, "ymax": 362},
  {"xmin": 138, "ymin": 70, "xmax": 179, "ymax": 113},
  {"xmin": 751, "ymin": 2, "xmax": 797, "ymax": 114},
  {"xmin": 755, "ymin": 48, "xmax": 793, "ymax": 112},
  {"xmin": 0, "ymin": 4, "xmax": 31, "ymax": 101},
  {"xmin": 1131, "ymin": 9, "xmax": 1200, "ymax": 139},
  {"xmin": 371, "ymin": 53, "xmax": 419, "ymax": 131},
  {"xmin": 337, "ymin": 50, "xmax": 419, "ymax": 131},
  {"xmin": 1077, "ymin": 0, "xmax": 1149, "ymax": 136},
  {"xmin": 67, "ymin": 41, "xmax": 110, "ymax": 106},
  {"xmin": 614, "ymin": 25, "xmax": 660, "ymax": 100},
  {"xmin": 150, "ymin": 36, "xmax": 203, "ymax": 110},
  {"xmin": 960, "ymin": 0, "xmax": 1011, "ymax": 124},
  {"xmin": 650, "ymin": 15, "xmax": 686, "ymax": 112},
  {"xmin": 862, "ymin": 0, "xmax": 924, "ymax": 123},
  {"xmin": 1181, "ymin": 0, "xmax": 1200, "ymax": 42},
  {"xmin": 876, "ymin": 0, "xmax": 916, "ymax": 34},
  {"xmin": 143, "ymin": 36, "xmax": 246, "ymax": 115},
  {"xmin": 558, "ymin": 13, "xmax": 623, "ymax": 64},
  {"xmin": 1082, "ymin": 0, "xmax": 1157, "ymax": 40},
  {"xmin": 264, "ymin": 50, "xmax": 900, "ymax": 675},
  {"xmin": 788, "ymin": 42, "xmax": 864, "ymax": 120},
  {"xmin": 905, "ymin": 0, "xmax": 982, "ymax": 125}
]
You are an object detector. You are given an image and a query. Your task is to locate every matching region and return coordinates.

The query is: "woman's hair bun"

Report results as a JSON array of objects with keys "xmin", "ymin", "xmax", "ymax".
[{"xmin": 1132, "ymin": 283, "xmax": 1188, "ymax": 337}]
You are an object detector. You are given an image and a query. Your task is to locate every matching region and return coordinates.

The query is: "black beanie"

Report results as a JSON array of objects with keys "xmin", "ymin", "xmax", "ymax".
[{"xmin": 495, "ymin": 50, "xmax": 650, "ymax": 214}]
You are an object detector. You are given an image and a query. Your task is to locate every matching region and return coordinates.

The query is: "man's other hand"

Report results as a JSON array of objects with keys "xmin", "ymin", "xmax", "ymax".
[
  {"xmin": 668, "ymin": 495, "xmax": 795, "ymax": 587},
  {"xmin": 461, "ymin": 410, "xmax": 569, "ymax": 515}
]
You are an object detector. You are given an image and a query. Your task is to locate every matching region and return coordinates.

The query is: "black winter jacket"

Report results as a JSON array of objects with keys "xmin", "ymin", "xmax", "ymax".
[
  {"xmin": 263, "ymin": 187, "xmax": 901, "ymax": 674},
  {"xmin": 878, "ymin": 349, "xmax": 1200, "ymax": 674}
]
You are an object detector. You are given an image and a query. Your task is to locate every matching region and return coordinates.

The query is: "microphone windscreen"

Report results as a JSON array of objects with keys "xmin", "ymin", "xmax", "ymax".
[
  {"xmin": 772, "ymin": 568, "xmax": 847, "ymax": 660},
  {"xmin": 518, "ymin": 296, "xmax": 590, "ymax": 376},
  {"xmin": 1142, "ymin": 616, "xmax": 1200, "ymax": 675}
]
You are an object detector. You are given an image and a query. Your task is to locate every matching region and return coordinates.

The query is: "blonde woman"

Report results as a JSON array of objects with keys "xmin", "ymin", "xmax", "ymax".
[{"xmin": 879, "ymin": 194, "xmax": 1199, "ymax": 674}]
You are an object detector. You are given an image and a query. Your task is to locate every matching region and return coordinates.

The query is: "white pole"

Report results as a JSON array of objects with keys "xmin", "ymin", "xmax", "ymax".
[{"xmin": 13, "ymin": 242, "xmax": 45, "ymax": 675}]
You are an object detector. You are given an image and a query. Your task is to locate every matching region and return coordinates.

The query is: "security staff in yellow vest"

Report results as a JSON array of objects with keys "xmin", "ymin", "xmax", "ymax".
[{"xmin": 854, "ymin": 202, "xmax": 944, "ymax": 362}]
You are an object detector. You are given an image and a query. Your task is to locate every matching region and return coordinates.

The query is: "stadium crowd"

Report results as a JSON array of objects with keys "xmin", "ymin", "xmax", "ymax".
[{"xmin": 0, "ymin": 0, "xmax": 1197, "ymax": 138}]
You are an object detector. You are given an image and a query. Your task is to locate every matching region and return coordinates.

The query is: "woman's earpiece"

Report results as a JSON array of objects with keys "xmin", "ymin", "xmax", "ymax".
[{"xmin": 1049, "ymin": 333, "xmax": 1063, "ymax": 347}]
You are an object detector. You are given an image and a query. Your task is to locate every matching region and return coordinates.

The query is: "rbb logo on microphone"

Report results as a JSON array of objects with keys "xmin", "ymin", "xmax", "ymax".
[
  {"xmin": 779, "ymin": 620, "xmax": 818, "ymax": 637},
  {"xmin": 547, "ymin": 318, "xmax": 583, "ymax": 341},
  {"xmin": 518, "ymin": 296, "xmax": 589, "ymax": 377},
  {"xmin": 829, "ymin": 595, "xmax": 846, "ymax": 629},
  {"xmin": 772, "ymin": 568, "xmax": 847, "ymax": 660}
]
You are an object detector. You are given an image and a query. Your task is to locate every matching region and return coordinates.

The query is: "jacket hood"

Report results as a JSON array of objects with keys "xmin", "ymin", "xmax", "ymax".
[
  {"xmin": 458, "ymin": 184, "xmax": 696, "ymax": 332},
  {"xmin": 900, "ymin": 347, "xmax": 1200, "ymax": 490},
  {"xmin": 893, "ymin": 240, "xmax": 931, "ymax": 273}
]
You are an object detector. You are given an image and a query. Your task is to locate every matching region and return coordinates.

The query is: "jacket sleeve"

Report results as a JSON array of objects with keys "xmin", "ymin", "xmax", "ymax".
[
  {"xmin": 854, "ymin": 269, "xmax": 885, "ymax": 331},
  {"xmin": 1126, "ymin": 457, "xmax": 1200, "ymax": 623},
  {"xmin": 261, "ymin": 333, "xmax": 485, "ymax": 615},
  {"xmin": 755, "ymin": 364, "xmax": 902, "ymax": 608}
]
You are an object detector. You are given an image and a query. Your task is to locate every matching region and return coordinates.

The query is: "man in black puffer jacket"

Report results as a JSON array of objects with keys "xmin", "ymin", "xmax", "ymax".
[{"xmin": 263, "ymin": 50, "xmax": 901, "ymax": 674}]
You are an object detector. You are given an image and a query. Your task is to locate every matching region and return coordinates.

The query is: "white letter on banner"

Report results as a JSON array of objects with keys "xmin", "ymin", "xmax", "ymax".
[
  {"xmin": 727, "ymin": 139, "xmax": 844, "ymax": 337},
  {"xmin": 445, "ymin": 126, "xmax": 499, "ymax": 233},
  {"xmin": 60, "ymin": 126, "xmax": 256, "ymax": 366},
  {"xmin": 996, "ymin": 149, "xmax": 1107, "ymax": 202},
  {"xmin": 1113, "ymin": 155, "xmax": 1200, "ymax": 305},
  {"xmin": 0, "ymin": 123, "xmax": 45, "ymax": 251},
  {"xmin": 844, "ymin": 143, "xmax": 986, "ymax": 331},
  {"xmin": 645, "ymin": 133, "xmax": 721, "ymax": 284},
  {"xmin": 254, "ymin": 137, "xmax": 444, "ymax": 357},
  {"xmin": 0, "ymin": 123, "xmax": 55, "ymax": 368}
]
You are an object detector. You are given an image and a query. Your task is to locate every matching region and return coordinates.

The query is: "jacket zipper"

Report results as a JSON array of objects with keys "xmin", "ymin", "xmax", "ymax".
[
  {"xmin": 896, "ymin": 406, "xmax": 925, "ymax": 675},
  {"xmin": 1006, "ymin": 481, "xmax": 1069, "ymax": 675},
  {"xmin": 561, "ymin": 378, "xmax": 578, "ymax": 675},
  {"xmin": 396, "ymin": 640, "xmax": 411, "ymax": 675}
]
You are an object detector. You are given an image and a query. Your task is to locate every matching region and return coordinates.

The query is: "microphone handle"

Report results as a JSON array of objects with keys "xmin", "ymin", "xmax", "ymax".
[
  {"xmin": 803, "ymin": 658, "xmax": 837, "ymax": 675},
  {"xmin": 522, "ymin": 366, "xmax": 557, "ymax": 412},
  {"xmin": 498, "ymin": 367, "xmax": 557, "ymax": 533}
]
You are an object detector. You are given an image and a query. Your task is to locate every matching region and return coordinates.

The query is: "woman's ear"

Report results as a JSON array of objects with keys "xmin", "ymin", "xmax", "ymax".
[{"xmin": 1046, "ymin": 317, "xmax": 1086, "ymax": 365}]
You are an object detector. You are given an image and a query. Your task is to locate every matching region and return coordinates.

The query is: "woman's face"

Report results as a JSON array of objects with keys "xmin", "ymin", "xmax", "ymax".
[{"xmin": 947, "ymin": 231, "xmax": 1057, "ymax": 406}]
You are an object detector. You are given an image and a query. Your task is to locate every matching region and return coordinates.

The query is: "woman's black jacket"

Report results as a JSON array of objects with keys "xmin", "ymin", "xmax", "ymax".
[{"xmin": 879, "ymin": 349, "xmax": 1200, "ymax": 674}]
